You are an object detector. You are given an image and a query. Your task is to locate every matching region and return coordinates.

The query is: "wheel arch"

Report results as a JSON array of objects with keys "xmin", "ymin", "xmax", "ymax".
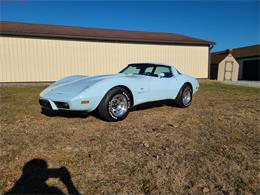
[
  {"xmin": 176, "ymin": 82, "xmax": 193, "ymax": 99},
  {"xmin": 96, "ymin": 84, "xmax": 134, "ymax": 121},
  {"xmin": 183, "ymin": 82, "xmax": 193, "ymax": 93},
  {"xmin": 106, "ymin": 85, "xmax": 134, "ymax": 106},
  {"xmin": 174, "ymin": 82, "xmax": 193, "ymax": 108}
]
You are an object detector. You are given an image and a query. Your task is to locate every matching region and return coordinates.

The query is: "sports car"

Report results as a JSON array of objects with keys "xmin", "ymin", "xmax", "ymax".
[{"xmin": 39, "ymin": 63, "xmax": 199, "ymax": 121}]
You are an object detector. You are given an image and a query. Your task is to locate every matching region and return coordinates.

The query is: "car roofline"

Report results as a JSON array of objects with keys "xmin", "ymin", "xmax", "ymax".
[{"xmin": 128, "ymin": 62, "xmax": 173, "ymax": 68}]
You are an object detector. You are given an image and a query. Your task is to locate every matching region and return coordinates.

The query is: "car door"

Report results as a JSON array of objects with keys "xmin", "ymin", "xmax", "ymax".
[
  {"xmin": 125, "ymin": 65, "xmax": 154, "ymax": 105},
  {"xmin": 134, "ymin": 66, "xmax": 155, "ymax": 104},
  {"xmin": 148, "ymin": 66, "xmax": 177, "ymax": 101}
]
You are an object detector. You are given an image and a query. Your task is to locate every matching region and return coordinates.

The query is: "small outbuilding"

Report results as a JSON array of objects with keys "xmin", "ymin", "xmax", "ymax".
[{"xmin": 210, "ymin": 45, "xmax": 260, "ymax": 81}]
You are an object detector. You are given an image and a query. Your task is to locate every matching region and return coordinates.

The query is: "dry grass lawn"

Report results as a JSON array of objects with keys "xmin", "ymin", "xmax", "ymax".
[{"xmin": 0, "ymin": 81, "xmax": 259, "ymax": 194}]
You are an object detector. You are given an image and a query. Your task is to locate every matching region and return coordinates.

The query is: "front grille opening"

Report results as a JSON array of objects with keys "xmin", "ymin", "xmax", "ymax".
[
  {"xmin": 39, "ymin": 99, "xmax": 51, "ymax": 109},
  {"xmin": 54, "ymin": 101, "xmax": 70, "ymax": 109}
]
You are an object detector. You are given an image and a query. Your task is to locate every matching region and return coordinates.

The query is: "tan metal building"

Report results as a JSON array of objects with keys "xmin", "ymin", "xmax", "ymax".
[{"xmin": 0, "ymin": 22, "xmax": 214, "ymax": 82}]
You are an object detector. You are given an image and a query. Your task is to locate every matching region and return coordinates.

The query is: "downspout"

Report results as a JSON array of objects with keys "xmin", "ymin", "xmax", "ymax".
[{"xmin": 208, "ymin": 43, "xmax": 215, "ymax": 79}]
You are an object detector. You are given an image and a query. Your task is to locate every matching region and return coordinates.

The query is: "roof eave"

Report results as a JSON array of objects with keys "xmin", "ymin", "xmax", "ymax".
[{"xmin": 0, "ymin": 32, "xmax": 214, "ymax": 46}]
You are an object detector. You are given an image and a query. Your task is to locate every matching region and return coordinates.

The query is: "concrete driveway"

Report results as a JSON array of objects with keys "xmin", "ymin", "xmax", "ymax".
[{"xmin": 220, "ymin": 80, "xmax": 260, "ymax": 88}]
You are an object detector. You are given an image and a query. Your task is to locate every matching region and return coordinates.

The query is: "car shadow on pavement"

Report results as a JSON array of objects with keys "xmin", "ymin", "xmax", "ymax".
[{"xmin": 4, "ymin": 159, "xmax": 81, "ymax": 195}]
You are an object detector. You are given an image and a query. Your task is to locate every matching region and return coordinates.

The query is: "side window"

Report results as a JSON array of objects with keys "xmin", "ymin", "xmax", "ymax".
[
  {"xmin": 144, "ymin": 66, "xmax": 154, "ymax": 76},
  {"xmin": 124, "ymin": 66, "xmax": 140, "ymax": 74},
  {"xmin": 154, "ymin": 66, "xmax": 172, "ymax": 78}
]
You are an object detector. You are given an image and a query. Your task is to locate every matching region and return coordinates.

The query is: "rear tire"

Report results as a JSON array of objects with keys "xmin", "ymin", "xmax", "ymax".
[
  {"xmin": 98, "ymin": 87, "xmax": 131, "ymax": 121},
  {"xmin": 175, "ymin": 83, "xmax": 193, "ymax": 108}
]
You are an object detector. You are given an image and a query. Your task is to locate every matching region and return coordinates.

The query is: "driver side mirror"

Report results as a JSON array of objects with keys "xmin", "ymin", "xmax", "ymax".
[{"xmin": 158, "ymin": 73, "xmax": 165, "ymax": 78}]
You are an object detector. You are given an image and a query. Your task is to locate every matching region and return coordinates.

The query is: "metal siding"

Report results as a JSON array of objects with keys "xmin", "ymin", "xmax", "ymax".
[{"xmin": 0, "ymin": 37, "xmax": 209, "ymax": 82}]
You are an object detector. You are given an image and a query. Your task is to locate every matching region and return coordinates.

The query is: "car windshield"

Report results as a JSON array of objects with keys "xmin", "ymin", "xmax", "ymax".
[{"xmin": 119, "ymin": 64, "xmax": 173, "ymax": 78}]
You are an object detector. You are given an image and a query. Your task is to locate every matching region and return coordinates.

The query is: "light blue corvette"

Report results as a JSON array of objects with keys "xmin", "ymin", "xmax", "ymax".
[{"xmin": 39, "ymin": 63, "xmax": 199, "ymax": 121}]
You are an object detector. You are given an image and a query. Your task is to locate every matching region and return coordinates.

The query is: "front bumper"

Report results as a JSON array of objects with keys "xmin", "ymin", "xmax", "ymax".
[
  {"xmin": 39, "ymin": 99, "xmax": 70, "ymax": 110},
  {"xmin": 39, "ymin": 96, "xmax": 99, "ymax": 112}
]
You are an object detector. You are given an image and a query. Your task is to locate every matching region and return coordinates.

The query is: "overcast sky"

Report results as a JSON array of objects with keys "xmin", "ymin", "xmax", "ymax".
[{"xmin": 1, "ymin": 0, "xmax": 259, "ymax": 51}]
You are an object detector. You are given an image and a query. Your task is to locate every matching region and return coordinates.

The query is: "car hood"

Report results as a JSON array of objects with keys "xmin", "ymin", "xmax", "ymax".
[{"xmin": 40, "ymin": 73, "xmax": 143, "ymax": 98}]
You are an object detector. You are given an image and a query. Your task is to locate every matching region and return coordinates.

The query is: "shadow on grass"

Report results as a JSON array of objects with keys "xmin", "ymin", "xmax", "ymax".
[
  {"xmin": 41, "ymin": 100, "xmax": 177, "ymax": 121},
  {"xmin": 41, "ymin": 108, "xmax": 107, "ymax": 121},
  {"xmin": 131, "ymin": 100, "xmax": 176, "ymax": 111},
  {"xmin": 4, "ymin": 159, "xmax": 81, "ymax": 195}
]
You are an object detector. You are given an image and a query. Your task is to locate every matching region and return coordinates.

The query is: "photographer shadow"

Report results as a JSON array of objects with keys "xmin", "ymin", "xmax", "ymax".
[{"xmin": 5, "ymin": 159, "xmax": 80, "ymax": 195}]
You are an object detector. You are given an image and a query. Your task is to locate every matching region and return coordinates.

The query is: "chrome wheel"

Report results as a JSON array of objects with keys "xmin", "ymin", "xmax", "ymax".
[
  {"xmin": 109, "ymin": 94, "xmax": 128, "ymax": 118},
  {"xmin": 182, "ymin": 88, "xmax": 191, "ymax": 106}
]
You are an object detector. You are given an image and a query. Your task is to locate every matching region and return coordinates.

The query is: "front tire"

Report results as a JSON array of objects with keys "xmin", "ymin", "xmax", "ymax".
[
  {"xmin": 175, "ymin": 84, "xmax": 193, "ymax": 108},
  {"xmin": 97, "ymin": 87, "xmax": 131, "ymax": 121}
]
